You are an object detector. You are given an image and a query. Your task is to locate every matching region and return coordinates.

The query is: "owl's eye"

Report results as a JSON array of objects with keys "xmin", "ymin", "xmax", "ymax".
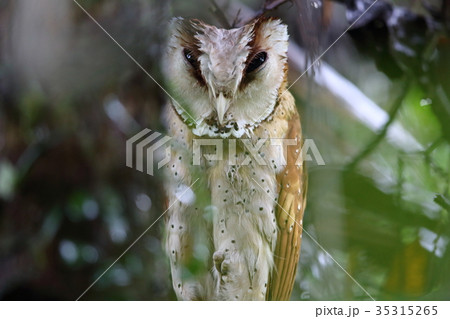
[
  {"xmin": 246, "ymin": 52, "xmax": 267, "ymax": 73},
  {"xmin": 183, "ymin": 48, "xmax": 198, "ymax": 68}
]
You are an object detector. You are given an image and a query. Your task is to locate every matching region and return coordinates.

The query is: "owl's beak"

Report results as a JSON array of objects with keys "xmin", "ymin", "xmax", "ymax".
[{"xmin": 215, "ymin": 92, "xmax": 230, "ymax": 125}]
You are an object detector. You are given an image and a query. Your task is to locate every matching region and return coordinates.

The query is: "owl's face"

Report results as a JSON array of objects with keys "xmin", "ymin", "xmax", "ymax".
[{"xmin": 165, "ymin": 17, "xmax": 289, "ymax": 138}]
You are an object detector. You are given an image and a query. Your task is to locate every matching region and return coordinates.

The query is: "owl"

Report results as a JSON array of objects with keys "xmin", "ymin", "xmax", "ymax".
[{"xmin": 162, "ymin": 17, "xmax": 307, "ymax": 301}]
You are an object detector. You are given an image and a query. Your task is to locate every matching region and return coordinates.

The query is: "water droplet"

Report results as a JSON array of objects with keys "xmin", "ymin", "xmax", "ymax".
[
  {"xmin": 175, "ymin": 184, "xmax": 196, "ymax": 205},
  {"xmin": 82, "ymin": 199, "xmax": 99, "ymax": 220},
  {"xmin": 135, "ymin": 193, "xmax": 152, "ymax": 212},
  {"xmin": 311, "ymin": 1, "xmax": 322, "ymax": 9},
  {"xmin": 420, "ymin": 98, "xmax": 432, "ymax": 107},
  {"xmin": 59, "ymin": 240, "xmax": 78, "ymax": 263}
]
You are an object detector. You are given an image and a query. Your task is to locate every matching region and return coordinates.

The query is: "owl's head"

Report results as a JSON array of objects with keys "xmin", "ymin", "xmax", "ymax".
[{"xmin": 164, "ymin": 17, "xmax": 289, "ymax": 138}]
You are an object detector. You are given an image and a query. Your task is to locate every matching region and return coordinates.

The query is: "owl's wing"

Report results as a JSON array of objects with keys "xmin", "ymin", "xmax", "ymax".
[{"xmin": 267, "ymin": 112, "xmax": 308, "ymax": 301}]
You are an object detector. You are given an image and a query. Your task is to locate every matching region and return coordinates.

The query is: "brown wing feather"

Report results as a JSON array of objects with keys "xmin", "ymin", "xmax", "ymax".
[{"xmin": 267, "ymin": 111, "xmax": 307, "ymax": 301}]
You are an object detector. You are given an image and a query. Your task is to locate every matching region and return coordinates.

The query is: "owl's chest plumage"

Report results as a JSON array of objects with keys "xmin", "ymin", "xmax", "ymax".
[{"xmin": 163, "ymin": 88, "xmax": 299, "ymax": 300}]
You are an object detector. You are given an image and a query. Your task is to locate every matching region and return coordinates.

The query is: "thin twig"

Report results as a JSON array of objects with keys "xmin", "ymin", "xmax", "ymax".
[
  {"xmin": 346, "ymin": 79, "xmax": 411, "ymax": 170},
  {"xmin": 209, "ymin": 0, "xmax": 231, "ymax": 28},
  {"xmin": 263, "ymin": 0, "xmax": 292, "ymax": 11},
  {"xmin": 240, "ymin": 0, "xmax": 292, "ymax": 26},
  {"xmin": 434, "ymin": 194, "xmax": 450, "ymax": 212},
  {"xmin": 231, "ymin": 8, "xmax": 242, "ymax": 28}
]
